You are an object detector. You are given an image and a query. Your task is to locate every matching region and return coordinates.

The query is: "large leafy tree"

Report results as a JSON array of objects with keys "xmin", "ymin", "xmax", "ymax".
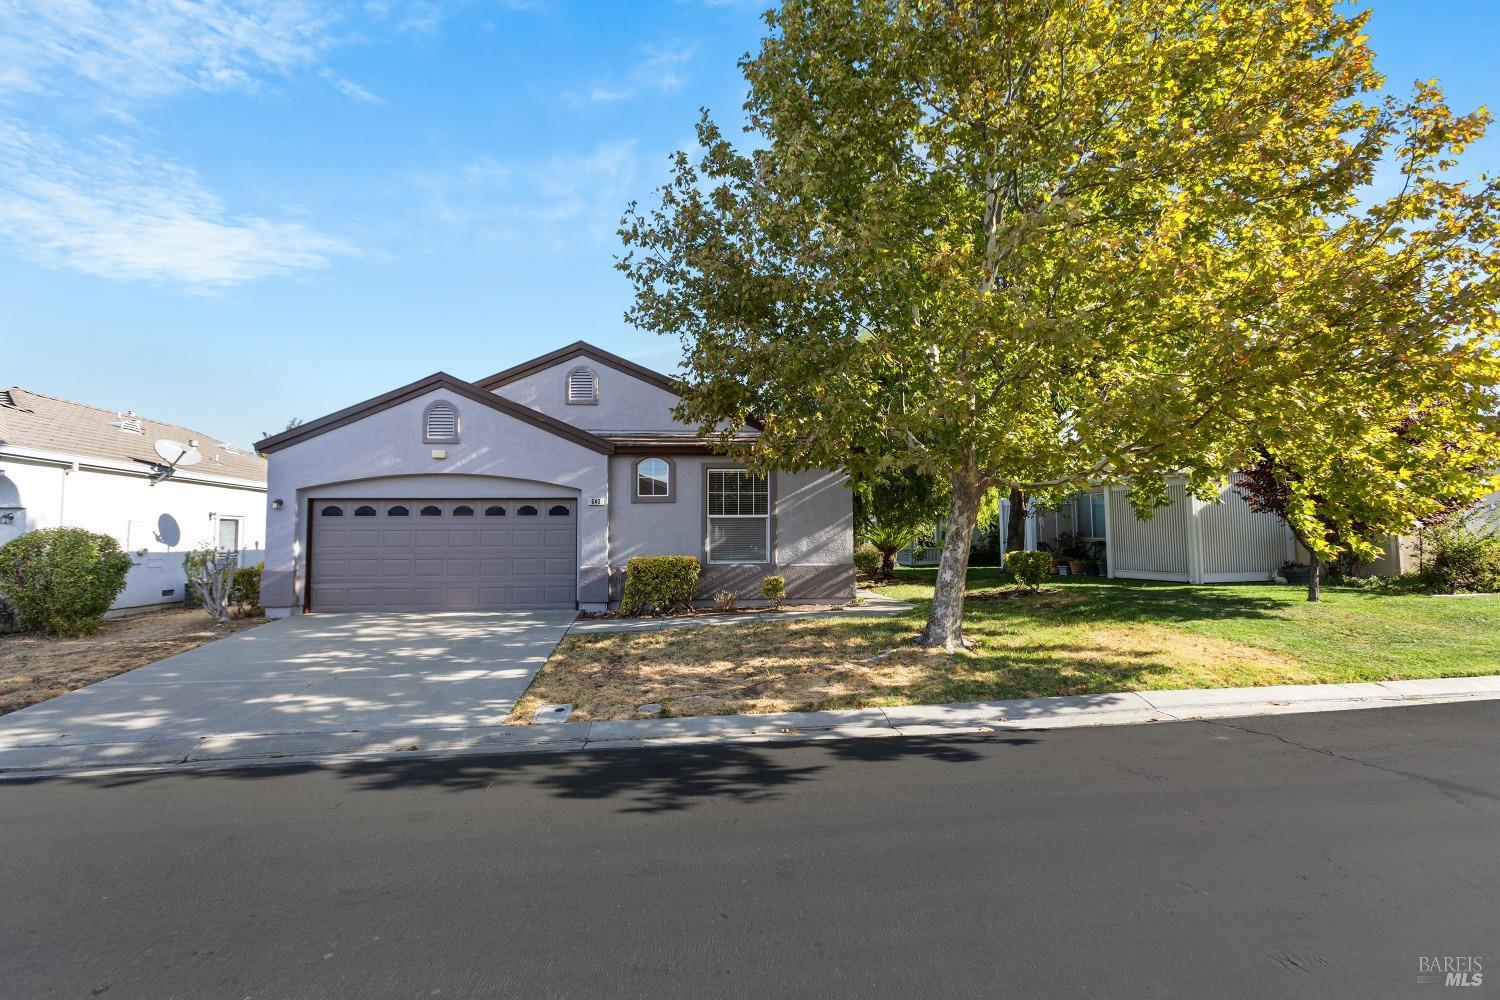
[{"xmin": 620, "ymin": 0, "xmax": 1500, "ymax": 649}]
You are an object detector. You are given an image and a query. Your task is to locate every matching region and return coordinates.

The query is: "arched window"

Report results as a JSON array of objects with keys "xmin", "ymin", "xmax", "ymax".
[
  {"xmin": 320, "ymin": 505, "xmax": 344, "ymax": 517},
  {"xmin": 388, "ymin": 505, "xmax": 409, "ymax": 517},
  {"xmin": 453, "ymin": 504, "xmax": 474, "ymax": 517},
  {"xmin": 420, "ymin": 505, "xmax": 442, "ymax": 517},
  {"xmin": 354, "ymin": 505, "xmax": 377, "ymax": 517},
  {"xmin": 566, "ymin": 366, "xmax": 598, "ymax": 404},
  {"xmin": 516, "ymin": 504, "xmax": 538, "ymax": 516},
  {"xmin": 423, "ymin": 400, "xmax": 459, "ymax": 443},
  {"xmin": 634, "ymin": 457, "xmax": 671, "ymax": 500},
  {"xmin": 548, "ymin": 504, "xmax": 570, "ymax": 517},
  {"xmin": 484, "ymin": 505, "xmax": 506, "ymax": 516}
]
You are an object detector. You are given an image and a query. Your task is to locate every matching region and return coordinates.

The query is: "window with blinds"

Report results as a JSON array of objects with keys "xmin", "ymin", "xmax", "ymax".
[
  {"xmin": 706, "ymin": 469, "xmax": 770, "ymax": 563},
  {"xmin": 424, "ymin": 401, "xmax": 458, "ymax": 442},
  {"xmin": 567, "ymin": 366, "xmax": 598, "ymax": 403}
]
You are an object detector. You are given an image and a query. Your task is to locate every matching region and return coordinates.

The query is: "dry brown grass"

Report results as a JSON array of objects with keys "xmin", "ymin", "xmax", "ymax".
[
  {"xmin": 509, "ymin": 605, "xmax": 1309, "ymax": 724},
  {"xmin": 0, "ymin": 607, "xmax": 267, "ymax": 715}
]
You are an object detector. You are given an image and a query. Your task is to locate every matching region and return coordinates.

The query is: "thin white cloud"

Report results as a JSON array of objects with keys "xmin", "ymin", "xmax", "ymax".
[
  {"xmin": 0, "ymin": 1, "xmax": 341, "ymax": 100},
  {"xmin": 416, "ymin": 141, "xmax": 640, "ymax": 245},
  {"xmin": 564, "ymin": 45, "xmax": 694, "ymax": 105},
  {"xmin": 319, "ymin": 67, "xmax": 382, "ymax": 103},
  {"xmin": 0, "ymin": 122, "xmax": 353, "ymax": 288}
]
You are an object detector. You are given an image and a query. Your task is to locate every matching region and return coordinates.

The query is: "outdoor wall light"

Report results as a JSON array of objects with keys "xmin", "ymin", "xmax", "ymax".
[{"xmin": 271, "ymin": 499, "xmax": 284, "ymax": 510}]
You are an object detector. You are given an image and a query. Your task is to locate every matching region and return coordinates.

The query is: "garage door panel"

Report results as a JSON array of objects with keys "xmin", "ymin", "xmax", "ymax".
[{"xmin": 311, "ymin": 498, "xmax": 576, "ymax": 612}]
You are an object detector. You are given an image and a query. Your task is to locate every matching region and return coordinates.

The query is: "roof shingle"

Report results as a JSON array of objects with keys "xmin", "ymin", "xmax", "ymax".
[{"xmin": 0, "ymin": 388, "xmax": 267, "ymax": 483}]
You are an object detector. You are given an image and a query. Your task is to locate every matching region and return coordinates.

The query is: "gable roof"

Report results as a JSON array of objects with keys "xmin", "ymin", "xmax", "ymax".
[
  {"xmin": 0, "ymin": 387, "xmax": 267, "ymax": 483},
  {"xmin": 253, "ymin": 372, "xmax": 614, "ymax": 455},
  {"xmin": 475, "ymin": 340, "xmax": 763, "ymax": 430},
  {"xmin": 474, "ymin": 340, "xmax": 686, "ymax": 395}
]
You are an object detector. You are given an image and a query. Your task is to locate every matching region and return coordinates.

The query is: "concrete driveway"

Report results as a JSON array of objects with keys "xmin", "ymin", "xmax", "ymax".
[{"xmin": 0, "ymin": 611, "xmax": 576, "ymax": 771}]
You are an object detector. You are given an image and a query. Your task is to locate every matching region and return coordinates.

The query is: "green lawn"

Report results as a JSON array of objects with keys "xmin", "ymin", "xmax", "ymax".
[
  {"xmin": 884, "ymin": 567, "xmax": 1500, "ymax": 678},
  {"xmin": 513, "ymin": 568, "xmax": 1500, "ymax": 722}
]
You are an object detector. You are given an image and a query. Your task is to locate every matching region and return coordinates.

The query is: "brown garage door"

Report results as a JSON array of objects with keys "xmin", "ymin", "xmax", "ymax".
[{"xmin": 308, "ymin": 499, "xmax": 577, "ymax": 612}]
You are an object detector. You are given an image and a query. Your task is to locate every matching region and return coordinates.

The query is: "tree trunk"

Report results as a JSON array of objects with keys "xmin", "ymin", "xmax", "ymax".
[
  {"xmin": 1307, "ymin": 559, "xmax": 1322, "ymax": 602},
  {"xmin": 1005, "ymin": 487, "xmax": 1027, "ymax": 553},
  {"xmin": 879, "ymin": 549, "xmax": 899, "ymax": 580},
  {"xmin": 918, "ymin": 460, "xmax": 983, "ymax": 651}
]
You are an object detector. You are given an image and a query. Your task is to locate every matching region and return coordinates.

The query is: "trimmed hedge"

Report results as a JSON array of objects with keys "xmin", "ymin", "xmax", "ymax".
[
  {"xmin": 620, "ymin": 556, "xmax": 702, "ymax": 616},
  {"xmin": 0, "ymin": 527, "xmax": 133, "ymax": 634},
  {"xmin": 1005, "ymin": 549, "xmax": 1053, "ymax": 591},
  {"xmin": 761, "ymin": 574, "xmax": 786, "ymax": 608},
  {"xmin": 231, "ymin": 562, "xmax": 264, "ymax": 614},
  {"xmin": 853, "ymin": 543, "xmax": 882, "ymax": 578}
]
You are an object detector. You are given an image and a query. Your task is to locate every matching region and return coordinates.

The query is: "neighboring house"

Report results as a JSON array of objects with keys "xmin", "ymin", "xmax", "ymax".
[
  {"xmin": 253, "ymin": 342, "xmax": 855, "ymax": 616},
  {"xmin": 904, "ymin": 476, "xmax": 1478, "ymax": 582},
  {"xmin": 0, "ymin": 388, "xmax": 267, "ymax": 613},
  {"xmin": 1031, "ymin": 479, "xmax": 1292, "ymax": 584}
]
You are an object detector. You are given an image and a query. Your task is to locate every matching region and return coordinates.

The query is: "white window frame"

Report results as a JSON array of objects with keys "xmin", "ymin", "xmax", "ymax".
[
  {"xmin": 704, "ymin": 468, "xmax": 771, "ymax": 565},
  {"xmin": 214, "ymin": 514, "xmax": 243, "ymax": 567}
]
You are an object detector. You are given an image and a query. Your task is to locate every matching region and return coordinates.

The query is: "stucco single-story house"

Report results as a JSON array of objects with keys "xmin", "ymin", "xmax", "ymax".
[
  {"xmin": 0, "ymin": 388, "xmax": 267, "ymax": 614},
  {"xmin": 253, "ymin": 342, "xmax": 855, "ymax": 617}
]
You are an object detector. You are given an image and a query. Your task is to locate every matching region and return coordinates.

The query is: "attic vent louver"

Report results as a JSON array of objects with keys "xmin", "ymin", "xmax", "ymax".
[
  {"xmin": 110, "ymin": 412, "xmax": 145, "ymax": 435},
  {"xmin": 567, "ymin": 366, "xmax": 598, "ymax": 404},
  {"xmin": 424, "ymin": 401, "xmax": 458, "ymax": 442}
]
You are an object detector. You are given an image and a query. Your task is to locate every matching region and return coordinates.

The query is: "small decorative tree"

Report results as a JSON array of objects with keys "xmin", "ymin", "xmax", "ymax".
[{"xmin": 184, "ymin": 548, "xmax": 237, "ymax": 622}]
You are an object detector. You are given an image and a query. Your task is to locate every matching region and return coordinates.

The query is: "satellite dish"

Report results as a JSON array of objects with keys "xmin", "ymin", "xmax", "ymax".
[
  {"xmin": 154, "ymin": 439, "xmax": 202, "ymax": 467},
  {"xmin": 150, "ymin": 439, "xmax": 203, "ymax": 483}
]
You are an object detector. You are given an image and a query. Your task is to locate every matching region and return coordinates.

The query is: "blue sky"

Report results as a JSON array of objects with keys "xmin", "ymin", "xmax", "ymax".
[{"xmin": 1, "ymin": 1, "xmax": 1494, "ymax": 448}]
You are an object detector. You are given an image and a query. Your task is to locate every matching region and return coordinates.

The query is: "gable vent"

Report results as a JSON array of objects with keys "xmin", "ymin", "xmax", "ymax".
[
  {"xmin": 567, "ymin": 366, "xmax": 598, "ymax": 404},
  {"xmin": 424, "ymin": 401, "xmax": 458, "ymax": 441}
]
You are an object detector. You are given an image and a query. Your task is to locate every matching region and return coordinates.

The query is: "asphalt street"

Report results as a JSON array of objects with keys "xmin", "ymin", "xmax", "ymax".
[{"xmin": 3, "ymin": 701, "xmax": 1496, "ymax": 1000}]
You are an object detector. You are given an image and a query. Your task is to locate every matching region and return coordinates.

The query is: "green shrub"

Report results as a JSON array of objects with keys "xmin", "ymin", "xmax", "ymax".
[
  {"xmin": 231, "ymin": 562, "xmax": 264, "ymax": 615},
  {"xmin": 1428, "ymin": 521, "xmax": 1500, "ymax": 593},
  {"xmin": 0, "ymin": 527, "xmax": 133, "ymax": 634},
  {"xmin": 1005, "ymin": 549, "xmax": 1053, "ymax": 591},
  {"xmin": 761, "ymin": 574, "xmax": 787, "ymax": 608},
  {"xmin": 853, "ymin": 543, "xmax": 882, "ymax": 578},
  {"xmin": 620, "ymin": 556, "xmax": 701, "ymax": 616}
]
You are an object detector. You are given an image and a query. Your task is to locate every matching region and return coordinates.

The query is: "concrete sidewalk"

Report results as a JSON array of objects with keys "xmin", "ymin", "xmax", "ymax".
[{"xmin": 4, "ymin": 672, "xmax": 1497, "ymax": 778}]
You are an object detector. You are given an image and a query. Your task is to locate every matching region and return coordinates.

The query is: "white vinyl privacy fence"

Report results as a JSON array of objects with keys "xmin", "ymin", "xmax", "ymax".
[{"xmin": 1103, "ymin": 478, "xmax": 1291, "ymax": 584}]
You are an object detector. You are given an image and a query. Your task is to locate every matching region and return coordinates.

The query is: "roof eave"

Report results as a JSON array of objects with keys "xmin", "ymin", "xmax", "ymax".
[{"xmin": 254, "ymin": 372, "xmax": 614, "ymax": 455}]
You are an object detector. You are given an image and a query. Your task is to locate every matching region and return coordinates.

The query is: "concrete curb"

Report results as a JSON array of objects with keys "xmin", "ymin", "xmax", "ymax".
[{"xmin": 3, "ymin": 675, "xmax": 1498, "ymax": 780}]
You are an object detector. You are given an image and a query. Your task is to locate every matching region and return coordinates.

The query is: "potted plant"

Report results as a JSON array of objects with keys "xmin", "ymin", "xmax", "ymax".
[{"xmin": 1057, "ymin": 532, "xmax": 1089, "ymax": 576}]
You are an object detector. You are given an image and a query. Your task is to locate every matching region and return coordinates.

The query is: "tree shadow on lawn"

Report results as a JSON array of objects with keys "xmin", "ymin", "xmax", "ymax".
[
  {"xmin": 946, "ymin": 579, "xmax": 1297, "ymax": 629},
  {"xmin": 67, "ymin": 733, "xmax": 1037, "ymax": 814}
]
